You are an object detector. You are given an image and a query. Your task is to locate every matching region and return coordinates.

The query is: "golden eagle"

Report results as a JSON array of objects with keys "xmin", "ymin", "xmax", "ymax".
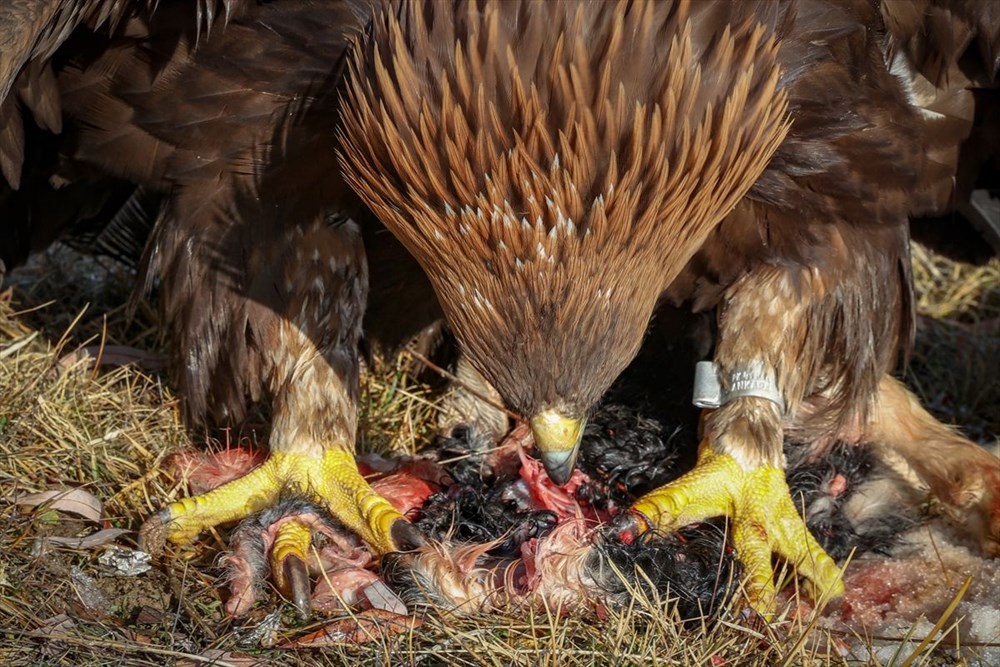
[{"xmin": 2, "ymin": 0, "xmax": 998, "ymax": 616}]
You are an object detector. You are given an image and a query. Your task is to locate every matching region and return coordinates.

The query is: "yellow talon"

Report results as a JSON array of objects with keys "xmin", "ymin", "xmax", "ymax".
[
  {"xmin": 631, "ymin": 444, "xmax": 844, "ymax": 617},
  {"xmin": 141, "ymin": 449, "xmax": 409, "ymax": 557}
]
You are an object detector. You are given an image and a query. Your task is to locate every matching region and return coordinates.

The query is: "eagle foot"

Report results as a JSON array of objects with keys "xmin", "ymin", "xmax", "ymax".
[
  {"xmin": 617, "ymin": 444, "xmax": 844, "ymax": 618},
  {"xmin": 139, "ymin": 449, "xmax": 424, "ymax": 616}
]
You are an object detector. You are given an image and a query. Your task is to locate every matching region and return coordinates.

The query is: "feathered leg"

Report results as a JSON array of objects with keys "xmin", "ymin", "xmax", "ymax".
[
  {"xmin": 615, "ymin": 245, "xmax": 912, "ymax": 615},
  {"xmin": 140, "ymin": 212, "xmax": 422, "ymax": 616}
]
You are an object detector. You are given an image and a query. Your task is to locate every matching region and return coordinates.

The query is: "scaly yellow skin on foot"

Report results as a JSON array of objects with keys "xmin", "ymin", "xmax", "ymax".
[
  {"xmin": 272, "ymin": 520, "xmax": 313, "ymax": 588},
  {"xmin": 158, "ymin": 449, "xmax": 405, "ymax": 554},
  {"xmin": 631, "ymin": 444, "xmax": 844, "ymax": 616},
  {"xmin": 271, "ymin": 519, "xmax": 313, "ymax": 616}
]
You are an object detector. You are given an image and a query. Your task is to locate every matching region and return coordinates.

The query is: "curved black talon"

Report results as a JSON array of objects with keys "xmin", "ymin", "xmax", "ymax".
[
  {"xmin": 390, "ymin": 519, "xmax": 428, "ymax": 551},
  {"xmin": 137, "ymin": 508, "xmax": 173, "ymax": 556},
  {"xmin": 605, "ymin": 509, "xmax": 649, "ymax": 545},
  {"xmin": 281, "ymin": 555, "xmax": 311, "ymax": 620}
]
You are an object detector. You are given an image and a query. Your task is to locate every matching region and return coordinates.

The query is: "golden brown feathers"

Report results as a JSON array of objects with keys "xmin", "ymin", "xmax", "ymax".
[
  {"xmin": 881, "ymin": 0, "xmax": 1000, "ymax": 237},
  {"xmin": 339, "ymin": 0, "xmax": 792, "ymax": 416}
]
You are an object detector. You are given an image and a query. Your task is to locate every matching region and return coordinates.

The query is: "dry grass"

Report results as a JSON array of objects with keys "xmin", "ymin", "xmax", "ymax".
[
  {"xmin": 908, "ymin": 245, "xmax": 1000, "ymax": 444},
  {"xmin": 0, "ymin": 243, "xmax": 997, "ymax": 666},
  {"xmin": 910, "ymin": 244, "xmax": 1000, "ymax": 323}
]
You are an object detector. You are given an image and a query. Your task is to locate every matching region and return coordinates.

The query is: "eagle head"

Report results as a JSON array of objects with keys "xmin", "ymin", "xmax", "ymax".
[{"xmin": 339, "ymin": 0, "xmax": 789, "ymax": 483}]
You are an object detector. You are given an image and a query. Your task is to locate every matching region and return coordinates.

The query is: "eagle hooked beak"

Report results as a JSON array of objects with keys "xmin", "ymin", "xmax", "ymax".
[{"xmin": 530, "ymin": 410, "xmax": 585, "ymax": 485}]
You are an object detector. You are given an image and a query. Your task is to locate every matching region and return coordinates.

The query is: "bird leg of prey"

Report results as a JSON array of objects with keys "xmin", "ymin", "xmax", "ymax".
[
  {"xmin": 139, "ymin": 216, "xmax": 423, "ymax": 617},
  {"xmin": 616, "ymin": 266, "xmax": 847, "ymax": 616},
  {"xmin": 863, "ymin": 375, "xmax": 1000, "ymax": 557}
]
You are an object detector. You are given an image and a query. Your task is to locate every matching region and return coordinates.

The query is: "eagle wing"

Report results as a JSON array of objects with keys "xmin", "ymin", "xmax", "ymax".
[{"xmin": 5, "ymin": 0, "xmax": 997, "ymax": 619}]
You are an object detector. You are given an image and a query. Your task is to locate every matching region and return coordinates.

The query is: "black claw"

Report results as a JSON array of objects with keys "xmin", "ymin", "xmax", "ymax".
[
  {"xmin": 137, "ymin": 510, "xmax": 171, "ymax": 556},
  {"xmin": 606, "ymin": 510, "xmax": 646, "ymax": 545},
  {"xmin": 390, "ymin": 519, "xmax": 427, "ymax": 551},
  {"xmin": 281, "ymin": 555, "xmax": 311, "ymax": 620}
]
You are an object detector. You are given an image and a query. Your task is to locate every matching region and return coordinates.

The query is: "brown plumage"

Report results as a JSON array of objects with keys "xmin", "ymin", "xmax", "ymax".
[
  {"xmin": 339, "ymin": 1, "xmax": 791, "ymax": 421},
  {"xmin": 1, "ymin": 0, "xmax": 998, "ymax": 615},
  {"xmin": 883, "ymin": 0, "xmax": 1000, "ymax": 258}
]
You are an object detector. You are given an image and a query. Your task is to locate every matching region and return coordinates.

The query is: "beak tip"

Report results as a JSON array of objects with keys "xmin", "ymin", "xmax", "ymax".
[
  {"xmin": 538, "ymin": 449, "xmax": 577, "ymax": 486},
  {"xmin": 547, "ymin": 468, "xmax": 572, "ymax": 486},
  {"xmin": 530, "ymin": 410, "xmax": 585, "ymax": 486}
]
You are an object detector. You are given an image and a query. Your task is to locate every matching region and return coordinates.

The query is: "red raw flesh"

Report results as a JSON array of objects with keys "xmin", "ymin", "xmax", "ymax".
[
  {"xmin": 370, "ymin": 471, "xmax": 440, "ymax": 516},
  {"xmin": 166, "ymin": 447, "xmax": 265, "ymax": 496},
  {"xmin": 516, "ymin": 449, "xmax": 613, "ymax": 523}
]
